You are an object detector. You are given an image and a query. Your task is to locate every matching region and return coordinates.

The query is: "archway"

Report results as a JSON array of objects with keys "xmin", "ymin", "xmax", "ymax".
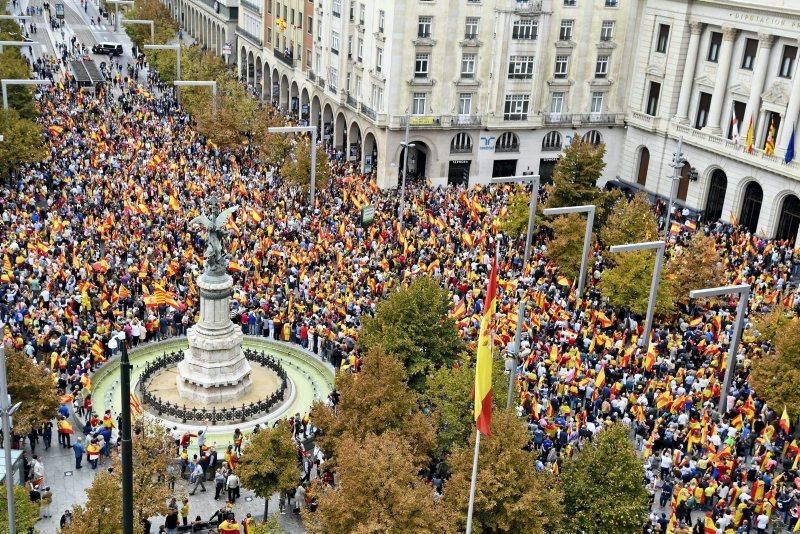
[
  {"xmin": 677, "ymin": 161, "xmax": 690, "ymax": 202},
  {"xmin": 399, "ymin": 141, "xmax": 430, "ymax": 182},
  {"xmin": 290, "ymin": 81, "xmax": 299, "ymax": 115},
  {"xmin": 311, "ymin": 95, "xmax": 322, "ymax": 131},
  {"xmin": 776, "ymin": 194, "xmax": 800, "ymax": 242},
  {"xmin": 255, "ymin": 57, "xmax": 263, "ymax": 97},
  {"xmin": 704, "ymin": 169, "xmax": 727, "ymax": 223},
  {"xmin": 582, "ymin": 130, "xmax": 602, "ymax": 146},
  {"xmin": 280, "ymin": 75, "xmax": 289, "ymax": 111},
  {"xmin": 363, "ymin": 132, "xmax": 378, "ymax": 175},
  {"xmin": 334, "ymin": 112, "xmax": 347, "ymax": 152},
  {"xmin": 348, "ymin": 121, "xmax": 362, "ymax": 167},
  {"xmin": 636, "ymin": 147, "xmax": 649, "ymax": 186},
  {"xmin": 262, "ymin": 63, "xmax": 270, "ymax": 100},
  {"xmin": 322, "ymin": 103, "xmax": 334, "ymax": 148},
  {"xmin": 301, "ymin": 88, "xmax": 310, "ymax": 124},
  {"xmin": 739, "ymin": 181, "xmax": 763, "ymax": 233},
  {"xmin": 271, "ymin": 68, "xmax": 280, "ymax": 103},
  {"xmin": 247, "ymin": 51, "xmax": 255, "ymax": 87},
  {"xmin": 240, "ymin": 47, "xmax": 247, "ymax": 80}
]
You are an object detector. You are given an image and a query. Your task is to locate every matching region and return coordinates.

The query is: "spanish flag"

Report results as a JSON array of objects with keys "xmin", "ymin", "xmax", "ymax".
[
  {"xmin": 168, "ymin": 195, "xmax": 180, "ymax": 211},
  {"xmin": 704, "ymin": 515, "xmax": 716, "ymax": 534},
  {"xmin": 594, "ymin": 365, "xmax": 606, "ymax": 389},
  {"xmin": 745, "ymin": 116, "xmax": 755, "ymax": 154},
  {"xmin": 474, "ymin": 258, "xmax": 498, "ymax": 436},
  {"xmin": 780, "ymin": 405, "xmax": 791, "ymax": 434},
  {"xmin": 765, "ymin": 119, "xmax": 776, "ymax": 156}
]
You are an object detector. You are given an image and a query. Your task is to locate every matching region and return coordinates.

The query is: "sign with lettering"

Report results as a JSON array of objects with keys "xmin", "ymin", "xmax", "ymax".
[
  {"xmin": 479, "ymin": 135, "xmax": 496, "ymax": 151},
  {"xmin": 361, "ymin": 205, "xmax": 376, "ymax": 227},
  {"xmin": 409, "ymin": 116, "xmax": 437, "ymax": 126}
]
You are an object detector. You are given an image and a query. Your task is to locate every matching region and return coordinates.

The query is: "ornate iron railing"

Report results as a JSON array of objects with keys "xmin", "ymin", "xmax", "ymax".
[{"xmin": 138, "ymin": 349, "xmax": 288, "ymax": 424}]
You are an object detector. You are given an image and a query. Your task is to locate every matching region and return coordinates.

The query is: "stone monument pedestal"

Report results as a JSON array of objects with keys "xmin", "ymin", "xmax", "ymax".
[{"xmin": 176, "ymin": 272, "xmax": 253, "ymax": 404}]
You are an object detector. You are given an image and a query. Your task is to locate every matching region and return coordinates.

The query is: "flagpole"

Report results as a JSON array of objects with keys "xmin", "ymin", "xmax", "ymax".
[{"xmin": 465, "ymin": 429, "xmax": 481, "ymax": 534}]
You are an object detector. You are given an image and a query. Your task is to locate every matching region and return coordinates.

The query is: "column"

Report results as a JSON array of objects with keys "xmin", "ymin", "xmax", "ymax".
[
  {"xmin": 778, "ymin": 39, "xmax": 800, "ymax": 153},
  {"xmin": 703, "ymin": 26, "xmax": 738, "ymax": 134},
  {"xmin": 742, "ymin": 34, "xmax": 775, "ymax": 136},
  {"xmin": 675, "ymin": 22, "xmax": 704, "ymax": 123}
]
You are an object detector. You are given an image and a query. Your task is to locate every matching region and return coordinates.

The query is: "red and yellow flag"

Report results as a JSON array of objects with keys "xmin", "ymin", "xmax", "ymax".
[
  {"xmin": 780, "ymin": 405, "xmax": 791, "ymax": 434},
  {"xmin": 474, "ymin": 258, "xmax": 498, "ymax": 436}
]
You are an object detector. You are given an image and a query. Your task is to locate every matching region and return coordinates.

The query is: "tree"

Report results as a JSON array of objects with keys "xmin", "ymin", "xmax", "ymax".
[
  {"xmin": 248, "ymin": 516, "xmax": 284, "ymax": 533},
  {"xmin": 598, "ymin": 193, "xmax": 659, "ymax": 250},
  {"xmin": 281, "ymin": 138, "xmax": 332, "ymax": 194},
  {"xmin": 0, "ymin": 108, "xmax": 45, "ymax": 180},
  {"xmin": 560, "ymin": 423, "xmax": 649, "ymax": 533},
  {"xmin": 546, "ymin": 214, "xmax": 594, "ymax": 282},
  {"xmin": 310, "ymin": 347, "xmax": 435, "ymax": 466},
  {"xmin": 750, "ymin": 310, "xmax": 800, "ymax": 418},
  {"xmin": 664, "ymin": 232, "xmax": 725, "ymax": 306},
  {"xmin": 0, "ymin": 485, "xmax": 39, "ymax": 534},
  {"xmin": 442, "ymin": 409, "xmax": 564, "ymax": 533},
  {"xmin": 360, "ymin": 276, "xmax": 465, "ymax": 389},
  {"xmin": 598, "ymin": 249, "xmax": 675, "ymax": 316},
  {"xmin": 123, "ymin": 0, "xmax": 178, "ymax": 48},
  {"xmin": 546, "ymin": 138, "xmax": 608, "ymax": 213},
  {"xmin": 5, "ymin": 349, "xmax": 59, "ymax": 436},
  {"xmin": 63, "ymin": 421, "xmax": 174, "ymax": 534},
  {"xmin": 237, "ymin": 426, "xmax": 299, "ymax": 520},
  {"xmin": 0, "ymin": 49, "xmax": 37, "ymax": 119},
  {"xmin": 304, "ymin": 432, "xmax": 450, "ymax": 534}
]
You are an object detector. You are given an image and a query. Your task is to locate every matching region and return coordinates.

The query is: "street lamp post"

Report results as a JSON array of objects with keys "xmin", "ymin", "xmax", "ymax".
[
  {"xmin": 106, "ymin": 0, "xmax": 134, "ymax": 32},
  {"xmin": 173, "ymin": 80, "xmax": 217, "ymax": 112},
  {"xmin": 121, "ymin": 19, "xmax": 155, "ymax": 43},
  {"xmin": 1, "ymin": 79, "xmax": 50, "ymax": 109},
  {"xmin": 542, "ymin": 204, "xmax": 596, "ymax": 297},
  {"xmin": 268, "ymin": 126, "xmax": 318, "ymax": 206},
  {"xmin": 117, "ymin": 333, "xmax": 134, "ymax": 534},
  {"xmin": 689, "ymin": 284, "xmax": 750, "ymax": 414},
  {"xmin": 609, "ymin": 240, "xmax": 666, "ymax": 349},
  {"xmin": 398, "ymin": 117, "xmax": 414, "ymax": 230},
  {"xmin": 663, "ymin": 136, "xmax": 685, "ymax": 242},
  {"xmin": 490, "ymin": 174, "xmax": 540, "ymax": 408},
  {"xmin": 143, "ymin": 44, "xmax": 181, "ymax": 79},
  {"xmin": 0, "ymin": 344, "xmax": 23, "ymax": 534},
  {"xmin": 0, "ymin": 40, "xmax": 40, "ymax": 54}
]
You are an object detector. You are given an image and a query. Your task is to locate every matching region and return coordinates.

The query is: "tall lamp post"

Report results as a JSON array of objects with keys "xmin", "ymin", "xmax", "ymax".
[
  {"xmin": 542, "ymin": 204, "xmax": 596, "ymax": 297},
  {"xmin": 0, "ymin": 344, "xmax": 23, "ymax": 534},
  {"xmin": 689, "ymin": 284, "xmax": 750, "ymax": 413},
  {"xmin": 106, "ymin": 0, "xmax": 134, "ymax": 32},
  {"xmin": 0, "ymin": 40, "xmax": 40, "ymax": 54},
  {"xmin": 398, "ymin": 117, "xmax": 414, "ymax": 230},
  {"xmin": 117, "ymin": 332, "xmax": 134, "ymax": 534},
  {"xmin": 143, "ymin": 44, "xmax": 181, "ymax": 79},
  {"xmin": 1, "ymin": 79, "xmax": 50, "ymax": 109},
  {"xmin": 121, "ymin": 19, "xmax": 155, "ymax": 43},
  {"xmin": 490, "ymin": 174, "xmax": 540, "ymax": 408},
  {"xmin": 608, "ymin": 240, "xmax": 666, "ymax": 349},
  {"xmin": 267, "ymin": 126, "xmax": 318, "ymax": 206},
  {"xmin": 663, "ymin": 136, "xmax": 686, "ymax": 241},
  {"xmin": 173, "ymin": 80, "xmax": 217, "ymax": 112}
]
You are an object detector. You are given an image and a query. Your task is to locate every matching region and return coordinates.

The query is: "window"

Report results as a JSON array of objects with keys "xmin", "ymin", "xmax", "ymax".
[
  {"xmin": 450, "ymin": 133, "xmax": 472, "ymax": 154},
  {"xmin": 267, "ymin": 0, "xmax": 271, "ymax": 13},
  {"xmin": 378, "ymin": 10, "xmax": 385, "ymax": 33},
  {"xmin": 458, "ymin": 93, "xmax": 472, "ymax": 115},
  {"xmin": 646, "ymin": 81, "xmax": 661, "ymax": 115},
  {"xmin": 412, "ymin": 92, "xmax": 427, "ymax": 115},
  {"xmin": 306, "ymin": 49, "xmax": 312, "ymax": 68},
  {"xmin": 267, "ymin": 27, "xmax": 272, "ymax": 44},
  {"xmin": 354, "ymin": 75, "xmax": 361, "ymax": 97},
  {"xmin": 345, "ymin": 72, "xmax": 351, "ymax": 91},
  {"xmin": 600, "ymin": 21, "xmax": 614, "ymax": 41},
  {"xmin": 554, "ymin": 55, "xmax": 569, "ymax": 78},
  {"xmin": 707, "ymin": 32, "xmax": 722, "ymax": 62},
  {"xmin": 331, "ymin": 31, "xmax": 340, "ymax": 54},
  {"xmin": 542, "ymin": 131, "xmax": 562, "ymax": 150},
  {"xmin": 583, "ymin": 130, "xmax": 602, "ymax": 146},
  {"xmin": 290, "ymin": 8, "xmax": 295, "ymax": 25},
  {"xmin": 332, "ymin": 0, "xmax": 341, "ymax": 17},
  {"xmin": 559, "ymin": 20, "xmax": 574, "ymax": 41},
  {"xmin": 595, "ymin": 55, "xmax": 609, "ymax": 78},
  {"xmin": 347, "ymin": 35, "xmax": 353, "ymax": 57},
  {"xmin": 371, "ymin": 84, "xmax": 383, "ymax": 110},
  {"xmin": 695, "ymin": 92, "xmax": 711, "ymax": 129},
  {"xmin": 348, "ymin": 1, "xmax": 354, "ymax": 20},
  {"xmin": 359, "ymin": 3, "xmax": 365, "ymax": 25},
  {"xmin": 512, "ymin": 19, "xmax": 537, "ymax": 40},
  {"xmin": 418, "ymin": 16, "xmax": 432, "ymax": 38},
  {"xmin": 415, "ymin": 53, "xmax": 429, "ymax": 77},
  {"xmin": 329, "ymin": 67, "xmax": 338, "ymax": 92},
  {"xmin": 779, "ymin": 45, "xmax": 798, "ymax": 78},
  {"xmin": 564, "ymin": 0, "xmax": 576, "ymax": 5},
  {"xmin": 496, "ymin": 132, "xmax": 520, "ymax": 152},
  {"xmin": 307, "ymin": 16, "xmax": 313, "ymax": 34},
  {"xmin": 504, "ymin": 94, "xmax": 530, "ymax": 120},
  {"xmin": 550, "ymin": 92, "xmax": 564, "ymax": 114},
  {"xmin": 376, "ymin": 47, "xmax": 383, "ymax": 72},
  {"xmin": 741, "ymin": 38, "xmax": 757, "ymax": 70},
  {"xmin": 461, "ymin": 53, "xmax": 476, "ymax": 78},
  {"xmin": 465, "ymin": 17, "xmax": 479, "ymax": 39},
  {"xmin": 508, "ymin": 55, "xmax": 534, "ymax": 79},
  {"xmin": 656, "ymin": 24, "xmax": 670, "ymax": 53},
  {"xmin": 590, "ymin": 91, "xmax": 603, "ymax": 113},
  {"xmin": 605, "ymin": 0, "xmax": 618, "ymax": 6},
  {"xmin": 357, "ymin": 38, "xmax": 363, "ymax": 61}
]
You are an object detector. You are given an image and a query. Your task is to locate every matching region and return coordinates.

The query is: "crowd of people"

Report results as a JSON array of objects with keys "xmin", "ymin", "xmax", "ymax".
[{"xmin": 0, "ymin": 11, "xmax": 799, "ymax": 528}]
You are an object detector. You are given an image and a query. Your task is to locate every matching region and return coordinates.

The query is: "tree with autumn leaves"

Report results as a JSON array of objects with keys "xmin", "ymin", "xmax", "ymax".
[
  {"xmin": 750, "ymin": 306, "xmax": 800, "ymax": 418},
  {"xmin": 5, "ymin": 349, "xmax": 60, "ymax": 436}
]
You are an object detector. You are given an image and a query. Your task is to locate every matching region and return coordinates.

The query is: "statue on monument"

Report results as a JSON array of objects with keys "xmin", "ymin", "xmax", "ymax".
[{"xmin": 190, "ymin": 196, "xmax": 238, "ymax": 277}]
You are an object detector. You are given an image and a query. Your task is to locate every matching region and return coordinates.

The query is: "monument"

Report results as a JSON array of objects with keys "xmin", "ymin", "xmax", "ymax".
[{"xmin": 175, "ymin": 198, "xmax": 254, "ymax": 403}]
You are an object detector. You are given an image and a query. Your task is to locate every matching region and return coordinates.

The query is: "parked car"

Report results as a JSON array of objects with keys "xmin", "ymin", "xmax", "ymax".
[{"xmin": 91, "ymin": 42, "xmax": 123, "ymax": 56}]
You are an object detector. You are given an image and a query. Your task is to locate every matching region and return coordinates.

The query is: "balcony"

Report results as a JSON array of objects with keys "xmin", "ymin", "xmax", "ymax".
[
  {"xmin": 317, "ymin": 78, "xmax": 325, "ymax": 90},
  {"xmin": 308, "ymin": 71, "xmax": 316, "ymax": 82},
  {"xmin": 450, "ymin": 115, "xmax": 482, "ymax": 126},
  {"xmin": 361, "ymin": 105, "xmax": 377, "ymax": 120},
  {"xmin": 578, "ymin": 113, "xmax": 622, "ymax": 125},
  {"xmin": 274, "ymin": 50, "xmax": 295, "ymax": 67},
  {"xmin": 515, "ymin": 0, "xmax": 542, "ymax": 14},
  {"xmin": 543, "ymin": 113, "xmax": 573, "ymax": 125},
  {"xmin": 236, "ymin": 28, "xmax": 263, "ymax": 47},
  {"xmin": 346, "ymin": 94, "xmax": 358, "ymax": 109},
  {"xmin": 401, "ymin": 115, "xmax": 442, "ymax": 127},
  {"xmin": 240, "ymin": 0, "xmax": 262, "ymax": 14}
]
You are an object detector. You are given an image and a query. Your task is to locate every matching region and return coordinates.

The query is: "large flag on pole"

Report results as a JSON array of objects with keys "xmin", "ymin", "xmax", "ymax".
[
  {"xmin": 781, "ymin": 405, "xmax": 791, "ymax": 434},
  {"xmin": 786, "ymin": 127, "xmax": 796, "ymax": 164},
  {"xmin": 474, "ymin": 257, "xmax": 498, "ymax": 436},
  {"xmin": 765, "ymin": 119, "xmax": 776, "ymax": 156},
  {"xmin": 745, "ymin": 117, "xmax": 755, "ymax": 154}
]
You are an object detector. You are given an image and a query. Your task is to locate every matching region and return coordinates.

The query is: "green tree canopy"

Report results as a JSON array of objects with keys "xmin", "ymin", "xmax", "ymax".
[
  {"xmin": 304, "ymin": 432, "xmax": 449, "ymax": 534},
  {"xmin": 123, "ymin": 0, "xmax": 178, "ymax": 48},
  {"xmin": 546, "ymin": 138, "xmax": 607, "ymax": 212},
  {"xmin": 546, "ymin": 213, "xmax": 594, "ymax": 283},
  {"xmin": 750, "ymin": 309, "xmax": 800, "ymax": 418},
  {"xmin": 310, "ymin": 346, "xmax": 435, "ymax": 466},
  {"xmin": 237, "ymin": 425, "xmax": 299, "ymax": 519},
  {"xmin": 560, "ymin": 423, "xmax": 650, "ymax": 533},
  {"xmin": 0, "ymin": 108, "xmax": 45, "ymax": 179},
  {"xmin": 598, "ymin": 193, "xmax": 659, "ymax": 250},
  {"xmin": 360, "ymin": 276, "xmax": 465, "ymax": 389},
  {"xmin": 598, "ymin": 248, "xmax": 675, "ymax": 316},
  {"xmin": 0, "ymin": 48, "xmax": 36, "ymax": 119},
  {"xmin": 0, "ymin": 485, "xmax": 39, "ymax": 534},
  {"xmin": 6, "ymin": 349, "xmax": 59, "ymax": 436},
  {"xmin": 281, "ymin": 137, "xmax": 331, "ymax": 194},
  {"xmin": 664, "ymin": 232, "xmax": 725, "ymax": 306},
  {"xmin": 442, "ymin": 409, "xmax": 564, "ymax": 533}
]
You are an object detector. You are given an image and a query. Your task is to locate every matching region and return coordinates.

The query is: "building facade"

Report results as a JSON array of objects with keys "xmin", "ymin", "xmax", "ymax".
[
  {"xmin": 169, "ymin": 0, "xmax": 800, "ymax": 243},
  {"xmin": 164, "ymin": 0, "xmax": 238, "ymax": 60}
]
